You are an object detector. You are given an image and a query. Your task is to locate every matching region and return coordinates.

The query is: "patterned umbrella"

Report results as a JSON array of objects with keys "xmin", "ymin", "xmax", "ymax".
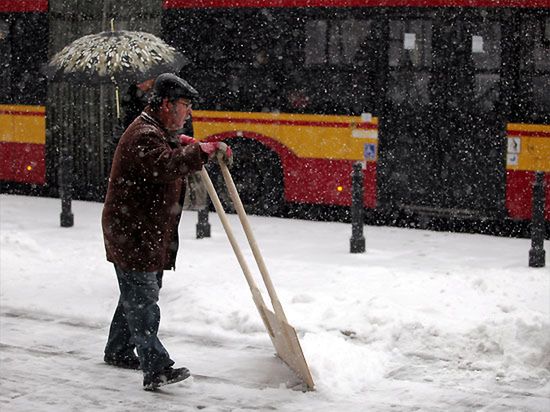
[
  {"xmin": 43, "ymin": 30, "xmax": 188, "ymax": 117},
  {"xmin": 44, "ymin": 30, "xmax": 187, "ymax": 84}
]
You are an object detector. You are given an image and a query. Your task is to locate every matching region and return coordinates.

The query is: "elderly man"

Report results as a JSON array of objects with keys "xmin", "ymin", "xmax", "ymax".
[{"xmin": 102, "ymin": 73, "xmax": 230, "ymax": 391}]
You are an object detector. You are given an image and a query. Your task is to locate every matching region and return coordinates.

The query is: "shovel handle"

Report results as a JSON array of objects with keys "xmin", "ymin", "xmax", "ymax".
[
  {"xmin": 218, "ymin": 159, "xmax": 288, "ymax": 323},
  {"xmin": 199, "ymin": 167, "xmax": 268, "ymax": 313}
]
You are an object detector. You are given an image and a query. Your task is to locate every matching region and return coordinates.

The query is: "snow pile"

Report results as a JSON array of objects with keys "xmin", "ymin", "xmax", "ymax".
[{"xmin": 302, "ymin": 331, "xmax": 389, "ymax": 395}]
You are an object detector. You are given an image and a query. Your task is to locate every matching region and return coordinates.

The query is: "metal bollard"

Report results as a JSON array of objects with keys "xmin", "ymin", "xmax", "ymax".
[
  {"xmin": 59, "ymin": 151, "xmax": 74, "ymax": 227},
  {"xmin": 350, "ymin": 162, "xmax": 365, "ymax": 253},
  {"xmin": 196, "ymin": 206, "xmax": 211, "ymax": 238},
  {"xmin": 529, "ymin": 171, "xmax": 546, "ymax": 267}
]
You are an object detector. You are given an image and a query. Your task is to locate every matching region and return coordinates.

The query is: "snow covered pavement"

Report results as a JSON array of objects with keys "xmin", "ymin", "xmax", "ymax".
[{"xmin": 1, "ymin": 194, "xmax": 549, "ymax": 411}]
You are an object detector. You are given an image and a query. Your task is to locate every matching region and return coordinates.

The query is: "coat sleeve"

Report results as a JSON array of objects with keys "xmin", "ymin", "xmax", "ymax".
[{"xmin": 130, "ymin": 131, "xmax": 205, "ymax": 183}]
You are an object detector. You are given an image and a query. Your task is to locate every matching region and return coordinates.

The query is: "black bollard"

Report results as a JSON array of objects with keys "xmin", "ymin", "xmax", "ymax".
[
  {"xmin": 529, "ymin": 171, "xmax": 546, "ymax": 267},
  {"xmin": 196, "ymin": 206, "xmax": 211, "ymax": 238},
  {"xmin": 350, "ymin": 162, "xmax": 365, "ymax": 253},
  {"xmin": 59, "ymin": 151, "xmax": 74, "ymax": 227}
]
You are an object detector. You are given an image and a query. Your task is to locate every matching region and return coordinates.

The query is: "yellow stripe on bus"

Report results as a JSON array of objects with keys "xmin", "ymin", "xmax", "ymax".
[
  {"xmin": 193, "ymin": 110, "xmax": 378, "ymax": 160},
  {"xmin": 0, "ymin": 104, "xmax": 46, "ymax": 144}
]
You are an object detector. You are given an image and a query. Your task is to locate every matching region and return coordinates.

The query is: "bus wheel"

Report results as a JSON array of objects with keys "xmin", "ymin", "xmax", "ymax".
[{"xmin": 207, "ymin": 139, "xmax": 284, "ymax": 216}]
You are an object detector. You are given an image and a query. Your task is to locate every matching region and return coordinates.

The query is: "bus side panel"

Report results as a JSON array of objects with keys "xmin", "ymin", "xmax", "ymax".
[
  {"xmin": 283, "ymin": 158, "xmax": 349, "ymax": 206},
  {"xmin": 0, "ymin": 105, "xmax": 47, "ymax": 185},
  {"xmin": 506, "ymin": 125, "xmax": 550, "ymax": 221},
  {"xmin": 201, "ymin": 129, "xmax": 377, "ymax": 209},
  {"xmin": 506, "ymin": 170, "xmax": 550, "ymax": 221},
  {"xmin": 0, "ymin": 142, "xmax": 45, "ymax": 184},
  {"xmin": 0, "ymin": 1, "xmax": 48, "ymax": 12},
  {"xmin": 282, "ymin": 157, "xmax": 376, "ymax": 208},
  {"xmin": 194, "ymin": 111, "xmax": 378, "ymax": 209}
]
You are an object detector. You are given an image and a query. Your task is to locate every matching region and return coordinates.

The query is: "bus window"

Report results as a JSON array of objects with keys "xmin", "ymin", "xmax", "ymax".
[
  {"xmin": 518, "ymin": 15, "xmax": 550, "ymax": 122},
  {"xmin": 471, "ymin": 23, "xmax": 501, "ymax": 70},
  {"xmin": 0, "ymin": 18, "xmax": 10, "ymax": 102},
  {"xmin": 305, "ymin": 18, "xmax": 378, "ymax": 68},
  {"xmin": 388, "ymin": 19, "xmax": 432, "ymax": 69},
  {"xmin": 387, "ymin": 19, "xmax": 432, "ymax": 107},
  {"xmin": 471, "ymin": 22, "xmax": 502, "ymax": 112},
  {"xmin": 176, "ymin": 9, "xmax": 285, "ymax": 113},
  {"xmin": 9, "ymin": 13, "xmax": 47, "ymax": 105},
  {"xmin": 304, "ymin": 20, "xmax": 327, "ymax": 66},
  {"xmin": 532, "ymin": 17, "xmax": 550, "ymax": 112},
  {"xmin": 302, "ymin": 17, "xmax": 380, "ymax": 115}
]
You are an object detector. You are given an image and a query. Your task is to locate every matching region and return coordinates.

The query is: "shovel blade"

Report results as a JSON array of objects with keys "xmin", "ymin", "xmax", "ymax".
[{"xmin": 259, "ymin": 304, "xmax": 315, "ymax": 390}]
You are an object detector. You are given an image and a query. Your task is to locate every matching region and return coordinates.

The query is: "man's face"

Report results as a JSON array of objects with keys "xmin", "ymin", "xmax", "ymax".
[{"xmin": 162, "ymin": 97, "xmax": 192, "ymax": 131}]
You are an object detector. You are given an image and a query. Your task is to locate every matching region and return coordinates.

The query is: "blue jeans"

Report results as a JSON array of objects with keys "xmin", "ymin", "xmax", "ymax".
[{"xmin": 104, "ymin": 266, "xmax": 174, "ymax": 375}]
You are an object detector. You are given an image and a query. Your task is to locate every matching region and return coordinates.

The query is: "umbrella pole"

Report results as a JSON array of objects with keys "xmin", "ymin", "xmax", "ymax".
[
  {"xmin": 115, "ymin": 86, "xmax": 120, "ymax": 119},
  {"xmin": 109, "ymin": 18, "xmax": 120, "ymax": 119},
  {"xmin": 99, "ymin": 85, "xmax": 105, "ymax": 179}
]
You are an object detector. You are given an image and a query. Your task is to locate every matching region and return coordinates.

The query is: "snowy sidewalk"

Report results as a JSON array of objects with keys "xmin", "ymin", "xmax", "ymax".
[{"xmin": 1, "ymin": 194, "xmax": 549, "ymax": 411}]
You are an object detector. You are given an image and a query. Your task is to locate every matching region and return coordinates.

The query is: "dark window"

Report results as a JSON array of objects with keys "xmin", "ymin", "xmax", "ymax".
[
  {"xmin": 471, "ymin": 22, "xmax": 501, "ymax": 70},
  {"xmin": 305, "ymin": 18, "xmax": 378, "ymax": 67},
  {"xmin": 304, "ymin": 20, "xmax": 326, "ymax": 65},
  {"xmin": 0, "ymin": 13, "xmax": 48, "ymax": 105},
  {"xmin": 386, "ymin": 19, "xmax": 432, "ymax": 107},
  {"xmin": 518, "ymin": 15, "xmax": 550, "ymax": 120},
  {"xmin": 170, "ymin": 9, "xmax": 285, "ymax": 113},
  {"xmin": 301, "ymin": 17, "xmax": 381, "ymax": 115},
  {"xmin": 0, "ymin": 18, "xmax": 11, "ymax": 101},
  {"xmin": 388, "ymin": 19, "xmax": 432, "ymax": 69},
  {"xmin": 471, "ymin": 22, "xmax": 501, "ymax": 112},
  {"xmin": 167, "ymin": 9, "xmax": 380, "ymax": 116}
]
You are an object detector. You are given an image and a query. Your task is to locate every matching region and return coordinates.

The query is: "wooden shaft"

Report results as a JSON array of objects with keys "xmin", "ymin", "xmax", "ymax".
[
  {"xmin": 199, "ymin": 168, "xmax": 268, "ymax": 314},
  {"xmin": 219, "ymin": 160, "xmax": 288, "ymax": 323},
  {"xmin": 115, "ymin": 86, "xmax": 120, "ymax": 119}
]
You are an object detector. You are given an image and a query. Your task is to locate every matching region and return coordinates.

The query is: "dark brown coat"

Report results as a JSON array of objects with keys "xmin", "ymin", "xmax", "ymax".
[{"xmin": 102, "ymin": 108, "xmax": 205, "ymax": 272}]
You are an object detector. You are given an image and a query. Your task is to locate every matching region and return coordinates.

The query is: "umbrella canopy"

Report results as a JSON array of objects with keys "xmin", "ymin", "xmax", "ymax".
[{"xmin": 43, "ymin": 30, "xmax": 188, "ymax": 85}]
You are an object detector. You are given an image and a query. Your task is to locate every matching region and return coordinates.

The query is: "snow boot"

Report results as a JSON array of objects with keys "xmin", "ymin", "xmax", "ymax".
[
  {"xmin": 104, "ymin": 354, "xmax": 141, "ymax": 370},
  {"xmin": 143, "ymin": 366, "xmax": 190, "ymax": 391}
]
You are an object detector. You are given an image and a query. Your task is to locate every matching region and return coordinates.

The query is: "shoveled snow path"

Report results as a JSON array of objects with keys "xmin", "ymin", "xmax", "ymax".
[{"xmin": 1, "ymin": 308, "xmax": 547, "ymax": 412}]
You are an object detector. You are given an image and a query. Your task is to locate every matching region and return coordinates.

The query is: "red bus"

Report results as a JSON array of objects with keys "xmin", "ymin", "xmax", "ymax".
[
  {"xmin": 163, "ymin": 0, "xmax": 550, "ymax": 224},
  {"xmin": 1, "ymin": 0, "xmax": 548, "ymax": 230}
]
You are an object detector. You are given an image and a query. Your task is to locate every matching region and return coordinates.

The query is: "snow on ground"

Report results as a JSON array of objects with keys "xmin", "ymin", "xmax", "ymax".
[{"xmin": 1, "ymin": 194, "xmax": 549, "ymax": 411}]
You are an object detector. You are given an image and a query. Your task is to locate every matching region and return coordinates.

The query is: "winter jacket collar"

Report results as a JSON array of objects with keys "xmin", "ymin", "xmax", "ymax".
[
  {"xmin": 140, "ymin": 106, "xmax": 175, "ymax": 137},
  {"xmin": 140, "ymin": 107, "xmax": 164, "ymax": 130},
  {"xmin": 140, "ymin": 107, "xmax": 179, "ymax": 145}
]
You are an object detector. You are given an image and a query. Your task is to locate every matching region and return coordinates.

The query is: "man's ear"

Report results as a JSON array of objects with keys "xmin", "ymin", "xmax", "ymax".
[
  {"xmin": 164, "ymin": 99, "xmax": 178, "ymax": 114},
  {"xmin": 160, "ymin": 98, "xmax": 168, "ymax": 112}
]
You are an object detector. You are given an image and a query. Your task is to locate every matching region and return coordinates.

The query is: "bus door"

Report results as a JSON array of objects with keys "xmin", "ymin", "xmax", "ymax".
[
  {"xmin": 378, "ymin": 11, "xmax": 506, "ymax": 218},
  {"xmin": 377, "ymin": 16, "xmax": 435, "ymax": 212}
]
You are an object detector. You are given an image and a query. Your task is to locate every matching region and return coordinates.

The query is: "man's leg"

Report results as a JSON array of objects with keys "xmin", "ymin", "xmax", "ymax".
[
  {"xmin": 114, "ymin": 266, "xmax": 174, "ymax": 375},
  {"xmin": 104, "ymin": 267, "xmax": 139, "ymax": 368},
  {"xmin": 104, "ymin": 297, "xmax": 139, "ymax": 367}
]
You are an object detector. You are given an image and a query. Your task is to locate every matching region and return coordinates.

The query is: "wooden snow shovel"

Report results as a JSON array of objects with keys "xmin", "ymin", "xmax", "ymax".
[{"xmin": 199, "ymin": 161, "xmax": 315, "ymax": 391}]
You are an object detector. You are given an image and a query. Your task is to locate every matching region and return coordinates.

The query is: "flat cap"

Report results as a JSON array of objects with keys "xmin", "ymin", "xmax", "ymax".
[{"xmin": 153, "ymin": 73, "xmax": 198, "ymax": 100}]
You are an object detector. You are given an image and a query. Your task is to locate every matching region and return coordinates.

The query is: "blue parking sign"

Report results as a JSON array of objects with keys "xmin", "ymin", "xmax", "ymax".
[{"xmin": 363, "ymin": 143, "xmax": 377, "ymax": 161}]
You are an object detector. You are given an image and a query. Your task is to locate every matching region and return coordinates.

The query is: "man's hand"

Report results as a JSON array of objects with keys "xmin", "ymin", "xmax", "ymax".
[
  {"xmin": 179, "ymin": 134, "xmax": 197, "ymax": 145},
  {"xmin": 200, "ymin": 141, "xmax": 233, "ymax": 166}
]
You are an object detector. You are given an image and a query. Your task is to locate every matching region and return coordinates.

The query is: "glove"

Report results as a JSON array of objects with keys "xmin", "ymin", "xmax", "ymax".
[
  {"xmin": 200, "ymin": 141, "xmax": 233, "ymax": 167},
  {"xmin": 179, "ymin": 134, "xmax": 197, "ymax": 145}
]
